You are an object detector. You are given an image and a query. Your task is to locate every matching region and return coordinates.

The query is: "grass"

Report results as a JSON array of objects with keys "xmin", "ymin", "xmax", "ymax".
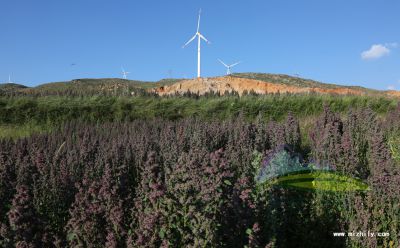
[
  {"xmin": 0, "ymin": 93, "xmax": 397, "ymax": 139},
  {"xmin": 0, "ymin": 123, "xmax": 52, "ymax": 140}
]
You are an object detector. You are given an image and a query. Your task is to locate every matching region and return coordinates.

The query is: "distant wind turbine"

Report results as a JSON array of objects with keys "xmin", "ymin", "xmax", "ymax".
[
  {"xmin": 8, "ymin": 74, "xmax": 12, "ymax": 83},
  {"xmin": 218, "ymin": 59, "xmax": 241, "ymax": 75},
  {"xmin": 182, "ymin": 9, "xmax": 211, "ymax": 78},
  {"xmin": 121, "ymin": 67, "xmax": 130, "ymax": 79}
]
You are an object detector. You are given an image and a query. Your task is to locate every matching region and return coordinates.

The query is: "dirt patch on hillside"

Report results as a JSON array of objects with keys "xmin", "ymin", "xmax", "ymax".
[
  {"xmin": 153, "ymin": 76, "xmax": 368, "ymax": 96},
  {"xmin": 387, "ymin": 90, "xmax": 400, "ymax": 98}
]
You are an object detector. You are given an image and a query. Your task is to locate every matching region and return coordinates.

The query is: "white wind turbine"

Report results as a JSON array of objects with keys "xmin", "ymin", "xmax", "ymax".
[
  {"xmin": 121, "ymin": 67, "xmax": 130, "ymax": 79},
  {"xmin": 218, "ymin": 59, "xmax": 241, "ymax": 75},
  {"xmin": 8, "ymin": 74, "xmax": 12, "ymax": 83},
  {"xmin": 182, "ymin": 9, "xmax": 211, "ymax": 78}
]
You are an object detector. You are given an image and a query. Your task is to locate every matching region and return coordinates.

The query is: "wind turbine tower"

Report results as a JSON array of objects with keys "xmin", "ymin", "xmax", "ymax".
[
  {"xmin": 183, "ymin": 9, "xmax": 210, "ymax": 78},
  {"xmin": 218, "ymin": 59, "xmax": 241, "ymax": 75},
  {"xmin": 121, "ymin": 67, "xmax": 130, "ymax": 79},
  {"xmin": 8, "ymin": 75, "xmax": 12, "ymax": 84}
]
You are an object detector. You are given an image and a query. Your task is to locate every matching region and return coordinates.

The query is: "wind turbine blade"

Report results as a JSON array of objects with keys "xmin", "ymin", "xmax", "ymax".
[
  {"xmin": 199, "ymin": 34, "xmax": 210, "ymax": 44},
  {"xmin": 121, "ymin": 67, "xmax": 125, "ymax": 73},
  {"xmin": 218, "ymin": 59, "xmax": 228, "ymax": 68},
  {"xmin": 182, "ymin": 34, "xmax": 197, "ymax": 48},
  {"xmin": 197, "ymin": 9, "xmax": 201, "ymax": 33},
  {"xmin": 230, "ymin": 61, "xmax": 241, "ymax": 67}
]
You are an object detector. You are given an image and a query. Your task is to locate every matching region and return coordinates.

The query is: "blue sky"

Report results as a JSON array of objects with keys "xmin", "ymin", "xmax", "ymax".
[{"xmin": 1, "ymin": 0, "xmax": 399, "ymax": 90}]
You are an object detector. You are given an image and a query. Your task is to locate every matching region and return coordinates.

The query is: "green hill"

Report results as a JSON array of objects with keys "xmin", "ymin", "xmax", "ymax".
[
  {"xmin": 0, "ymin": 78, "xmax": 183, "ymax": 96},
  {"xmin": 0, "ymin": 83, "xmax": 28, "ymax": 92}
]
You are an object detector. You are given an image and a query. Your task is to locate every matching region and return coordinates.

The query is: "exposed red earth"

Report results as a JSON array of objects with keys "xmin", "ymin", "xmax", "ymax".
[{"xmin": 153, "ymin": 76, "xmax": 399, "ymax": 97}]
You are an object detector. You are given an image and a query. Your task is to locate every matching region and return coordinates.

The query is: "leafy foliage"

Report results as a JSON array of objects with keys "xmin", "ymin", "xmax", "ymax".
[{"xmin": 0, "ymin": 94, "xmax": 396, "ymax": 140}]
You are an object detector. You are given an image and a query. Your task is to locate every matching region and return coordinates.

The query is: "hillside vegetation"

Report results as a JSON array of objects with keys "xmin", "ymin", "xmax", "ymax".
[
  {"xmin": 1, "ymin": 73, "xmax": 397, "ymax": 98},
  {"xmin": 0, "ymin": 78, "xmax": 183, "ymax": 97},
  {"xmin": 0, "ymin": 83, "xmax": 28, "ymax": 93}
]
